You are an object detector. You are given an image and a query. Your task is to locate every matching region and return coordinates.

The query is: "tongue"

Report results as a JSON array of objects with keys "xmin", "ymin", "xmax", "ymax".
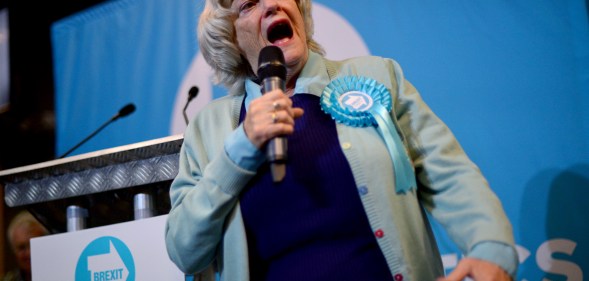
[{"xmin": 268, "ymin": 23, "xmax": 293, "ymax": 44}]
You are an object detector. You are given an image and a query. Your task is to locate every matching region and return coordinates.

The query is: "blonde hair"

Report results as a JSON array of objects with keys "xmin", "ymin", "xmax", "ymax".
[
  {"xmin": 198, "ymin": 0, "xmax": 325, "ymax": 96},
  {"xmin": 6, "ymin": 211, "xmax": 49, "ymax": 246}
]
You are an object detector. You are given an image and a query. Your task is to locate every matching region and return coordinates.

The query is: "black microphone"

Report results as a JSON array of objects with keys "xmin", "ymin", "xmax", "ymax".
[
  {"xmin": 58, "ymin": 103, "xmax": 136, "ymax": 159},
  {"xmin": 258, "ymin": 46, "xmax": 287, "ymax": 183},
  {"xmin": 115, "ymin": 103, "xmax": 136, "ymax": 119},
  {"xmin": 183, "ymin": 86, "xmax": 199, "ymax": 125}
]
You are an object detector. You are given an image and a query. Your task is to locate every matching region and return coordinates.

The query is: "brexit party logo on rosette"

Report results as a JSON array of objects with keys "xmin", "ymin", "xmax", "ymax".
[{"xmin": 75, "ymin": 236, "xmax": 135, "ymax": 281}]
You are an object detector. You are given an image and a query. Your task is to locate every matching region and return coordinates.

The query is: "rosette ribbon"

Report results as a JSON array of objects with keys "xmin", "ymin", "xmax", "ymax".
[{"xmin": 321, "ymin": 76, "xmax": 417, "ymax": 194}]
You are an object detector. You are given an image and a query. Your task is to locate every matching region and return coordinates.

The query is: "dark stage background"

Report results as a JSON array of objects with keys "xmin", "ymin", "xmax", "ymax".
[
  {"xmin": 0, "ymin": 0, "xmax": 106, "ymax": 276},
  {"xmin": 0, "ymin": 0, "xmax": 107, "ymax": 170}
]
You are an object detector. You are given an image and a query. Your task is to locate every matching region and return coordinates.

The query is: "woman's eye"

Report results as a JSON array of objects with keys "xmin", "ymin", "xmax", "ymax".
[{"xmin": 239, "ymin": 1, "xmax": 256, "ymax": 14}]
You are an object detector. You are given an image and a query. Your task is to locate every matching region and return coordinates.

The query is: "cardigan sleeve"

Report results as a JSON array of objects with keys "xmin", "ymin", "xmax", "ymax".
[
  {"xmin": 386, "ymin": 58, "xmax": 518, "ymax": 277},
  {"xmin": 165, "ymin": 98, "xmax": 256, "ymax": 274}
]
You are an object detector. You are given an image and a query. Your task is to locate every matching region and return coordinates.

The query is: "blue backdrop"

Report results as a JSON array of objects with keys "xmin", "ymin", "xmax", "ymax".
[{"xmin": 51, "ymin": 0, "xmax": 588, "ymax": 279}]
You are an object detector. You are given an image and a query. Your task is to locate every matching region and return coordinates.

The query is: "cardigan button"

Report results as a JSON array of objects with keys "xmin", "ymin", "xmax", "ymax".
[
  {"xmin": 358, "ymin": 186, "xmax": 368, "ymax": 195},
  {"xmin": 374, "ymin": 229, "xmax": 384, "ymax": 238},
  {"xmin": 394, "ymin": 273, "xmax": 403, "ymax": 281},
  {"xmin": 341, "ymin": 142, "xmax": 352, "ymax": 149}
]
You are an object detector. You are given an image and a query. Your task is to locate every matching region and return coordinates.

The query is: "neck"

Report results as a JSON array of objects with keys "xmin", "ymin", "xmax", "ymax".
[{"xmin": 285, "ymin": 71, "xmax": 301, "ymax": 96}]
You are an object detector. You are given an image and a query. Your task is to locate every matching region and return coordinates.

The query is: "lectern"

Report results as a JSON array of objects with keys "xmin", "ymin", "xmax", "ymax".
[
  {"xmin": 0, "ymin": 134, "xmax": 183, "ymax": 233},
  {"xmin": 0, "ymin": 135, "xmax": 187, "ymax": 280}
]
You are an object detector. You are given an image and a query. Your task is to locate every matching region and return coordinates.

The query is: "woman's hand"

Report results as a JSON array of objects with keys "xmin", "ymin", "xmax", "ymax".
[
  {"xmin": 437, "ymin": 258, "xmax": 512, "ymax": 281},
  {"xmin": 243, "ymin": 90, "xmax": 304, "ymax": 149}
]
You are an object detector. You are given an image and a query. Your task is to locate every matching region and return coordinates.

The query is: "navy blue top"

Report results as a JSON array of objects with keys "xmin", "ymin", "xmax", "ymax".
[{"xmin": 239, "ymin": 94, "xmax": 393, "ymax": 281}]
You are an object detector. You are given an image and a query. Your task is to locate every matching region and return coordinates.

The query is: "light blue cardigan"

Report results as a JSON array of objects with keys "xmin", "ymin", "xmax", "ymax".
[{"xmin": 165, "ymin": 51, "xmax": 518, "ymax": 280}]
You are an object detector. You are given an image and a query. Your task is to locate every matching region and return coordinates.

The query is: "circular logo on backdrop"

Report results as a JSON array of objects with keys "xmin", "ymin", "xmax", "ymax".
[{"xmin": 75, "ymin": 236, "xmax": 135, "ymax": 281}]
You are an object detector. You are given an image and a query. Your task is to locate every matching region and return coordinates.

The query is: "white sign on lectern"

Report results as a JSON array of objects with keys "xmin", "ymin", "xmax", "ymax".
[{"xmin": 31, "ymin": 215, "xmax": 185, "ymax": 281}]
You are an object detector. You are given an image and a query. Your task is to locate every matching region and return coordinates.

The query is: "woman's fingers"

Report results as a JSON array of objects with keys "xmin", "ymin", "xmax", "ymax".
[{"xmin": 243, "ymin": 90, "xmax": 304, "ymax": 148}]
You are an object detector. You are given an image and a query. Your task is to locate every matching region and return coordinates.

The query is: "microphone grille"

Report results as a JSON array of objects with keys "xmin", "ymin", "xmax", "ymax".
[
  {"xmin": 119, "ymin": 103, "xmax": 136, "ymax": 117},
  {"xmin": 188, "ymin": 86, "xmax": 199, "ymax": 101},
  {"xmin": 257, "ymin": 46, "xmax": 286, "ymax": 81}
]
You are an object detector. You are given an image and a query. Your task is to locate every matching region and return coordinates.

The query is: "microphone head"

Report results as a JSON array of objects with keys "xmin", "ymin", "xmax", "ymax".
[
  {"xmin": 188, "ymin": 86, "xmax": 199, "ymax": 101},
  {"xmin": 257, "ymin": 46, "xmax": 286, "ymax": 81},
  {"xmin": 118, "ymin": 103, "xmax": 136, "ymax": 118}
]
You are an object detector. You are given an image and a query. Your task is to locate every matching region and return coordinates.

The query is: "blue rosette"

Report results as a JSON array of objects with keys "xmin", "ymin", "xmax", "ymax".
[
  {"xmin": 320, "ymin": 76, "xmax": 417, "ymax": 194},
  {"xmin": 320, "ymin": 76, "xmax": 392, "ymax": 127}
]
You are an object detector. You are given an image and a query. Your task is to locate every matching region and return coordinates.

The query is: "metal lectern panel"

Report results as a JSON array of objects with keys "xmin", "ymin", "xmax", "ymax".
[
  {"xmin": 0, "ymin": 134, "xmax": 184, "ymax": 233},
  {"xmin": 3, "ymin": 154, "xmax": 179, "ymax": 207}
]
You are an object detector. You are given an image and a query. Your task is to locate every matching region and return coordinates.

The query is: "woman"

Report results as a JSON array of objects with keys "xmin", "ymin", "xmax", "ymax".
[
  {"xmin": 165, "ymin": 0, "xmax": 518, "ymax": 280},
  {"xmin": 3, "ymin": 211, "xmax": 49, "ymax": 281}
]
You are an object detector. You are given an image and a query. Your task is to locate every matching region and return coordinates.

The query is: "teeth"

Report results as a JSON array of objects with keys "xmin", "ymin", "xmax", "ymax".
[{"xmin": 268, "ymin": 22, "xmax": 293, "ymax": 43}]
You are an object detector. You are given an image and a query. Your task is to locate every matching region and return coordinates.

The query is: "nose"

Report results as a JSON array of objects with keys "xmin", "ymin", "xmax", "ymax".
[{"xmin": 261, "ymin": 0, "xmax": 280, "ymax": 18}]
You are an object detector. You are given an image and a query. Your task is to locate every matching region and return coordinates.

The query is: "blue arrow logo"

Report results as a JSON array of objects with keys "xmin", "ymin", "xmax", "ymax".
[{"xmin": 75, "ymin": 236, "xmax": 135, "ymax": 281}]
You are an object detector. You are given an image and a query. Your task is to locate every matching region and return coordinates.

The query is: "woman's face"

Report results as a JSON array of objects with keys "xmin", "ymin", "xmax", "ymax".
[
  {"xmin": 11, "ymin": 225, "xmax": 46, "ymax": 273},
  {"xmin": 232, "ymin": 0, "xmax": 308, "ymax": 78}
]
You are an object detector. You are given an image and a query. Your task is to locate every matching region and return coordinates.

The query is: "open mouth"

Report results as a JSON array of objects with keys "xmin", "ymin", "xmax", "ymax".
[{"xmin": 267, "ymin": 20, "xmax": 293, "ymax": 44}]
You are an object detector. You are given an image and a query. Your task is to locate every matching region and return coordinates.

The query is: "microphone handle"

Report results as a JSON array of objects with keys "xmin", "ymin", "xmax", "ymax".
[
  {"xmin": 183, "ymin": 99, "xmax": 191, "ymax": 125},
  {"xmin": 262, "ymin": 76, "xmax": 287, "ymax": 182},
  {"xmin": 183, "ymin": 87, "xmax": 199, "ymax": 125},
  {"xmin": 58, "ymin": 117, "xmax": 116, "ymax": 159}
]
